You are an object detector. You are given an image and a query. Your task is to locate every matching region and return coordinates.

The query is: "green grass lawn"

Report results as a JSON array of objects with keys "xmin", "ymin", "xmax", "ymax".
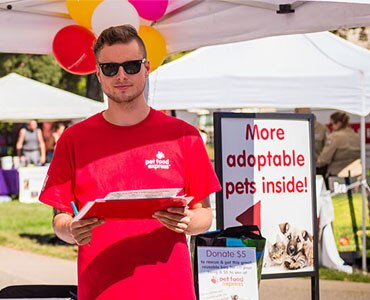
[
  {"xmin": 331, "ymin": 192, "xmax": 370, "ymax": 254},
  {"xmin": 319, "ymin": 267, "xmax": 370, "ymax": 282},
  {"xmin": 0, "ymin": 201, "xmax": 77, "ymax": 260}
]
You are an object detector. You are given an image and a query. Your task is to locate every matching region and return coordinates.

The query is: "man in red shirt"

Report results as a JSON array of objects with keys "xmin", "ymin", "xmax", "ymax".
[{"xmin": 39, "ymin": 25, "xmax": 220, "ymax": 300}]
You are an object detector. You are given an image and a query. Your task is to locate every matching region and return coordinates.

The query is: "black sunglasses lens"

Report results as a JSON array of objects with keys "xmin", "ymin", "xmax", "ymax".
[
  {"xmin": 101, "ymin": 64, "xmax": 119, "ymax": 76},
  {"xmin": 100, "ymin": 60, "xmax": 143, "ymax": 76},
  {"xmin": 123, "ymin": 61, "xmax": 142, "ymax": 74}
]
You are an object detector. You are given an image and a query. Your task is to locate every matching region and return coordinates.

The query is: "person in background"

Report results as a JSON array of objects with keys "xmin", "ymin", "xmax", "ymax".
[
  {"xmin": 295, "ymin": 107, "xmax": 327, "ymax": 176},
  {"xmin": 16, "ymin": 120, "xmax": 46, "ymax": 166},
  {"xmin": 316, "ymin": 111, "xmax": 360, "ymax": 178},
  {"xmin": 0, "ymin": 124, "xmax": 9, "ymax": 156},
  {"xmin": 39, "ymin": 25, "xmax": 221, "ymax": 300},
  {"xmin": 46, "ymin": 122, "xmax": 66, "ymax": 162}
]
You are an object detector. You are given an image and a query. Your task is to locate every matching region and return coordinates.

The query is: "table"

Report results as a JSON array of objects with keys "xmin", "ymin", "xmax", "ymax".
[{"xmin": 0, "ymin": 168, "xmax": 19, "ymax": 195}]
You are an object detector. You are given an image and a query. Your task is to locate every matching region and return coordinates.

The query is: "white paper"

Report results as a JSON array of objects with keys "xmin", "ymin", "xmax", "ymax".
[
  {"xmin": 104, "ymin": 188, "xmax": 182, "ymax": 200},
  {"xmin": 197, "ymin": 246, "xmax": 259, "ymax": 300}
]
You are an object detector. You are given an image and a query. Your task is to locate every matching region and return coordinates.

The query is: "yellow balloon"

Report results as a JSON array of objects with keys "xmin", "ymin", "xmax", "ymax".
[
  {"xmin": 138, "ymin": 26, "xmax": 167, "ymax": 72},
  {"xmin": 66, "ymin": 0, "xmax": 102, "ymax": 29}
]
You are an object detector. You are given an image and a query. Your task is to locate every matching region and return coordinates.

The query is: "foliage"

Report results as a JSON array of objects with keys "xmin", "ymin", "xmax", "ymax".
[
  {"xmin": 164, "ymin": 51, "xmax": 191, "ymax": 64},
  {"xmin": 59, "ymin": 69, "xmax": 87, "ymax": 96},
  {"xmin": 0, "ymin": 54, "xmax": 62, "ymax": 86},
  {"xmin": 319, "ymin": 267, "xmax": 370, "ymax": 283},
  {"xmin": 332, "ymin": 27, "xmax": 370, "ymax": 50},
  {"xmin": 0, "ymin": 53, "xmax": 87, "ymax": 97}
]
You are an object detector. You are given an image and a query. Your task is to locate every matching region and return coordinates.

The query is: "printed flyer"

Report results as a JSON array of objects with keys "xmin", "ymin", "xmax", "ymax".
[{"xmin": 197, "ymin": 246, "xmax": 259, "ymax": 300}]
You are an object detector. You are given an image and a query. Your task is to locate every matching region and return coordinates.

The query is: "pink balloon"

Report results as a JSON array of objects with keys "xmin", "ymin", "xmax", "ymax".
[{"xmin": 129, "ymin": 0, "xmax": 168, "ymax": 21}]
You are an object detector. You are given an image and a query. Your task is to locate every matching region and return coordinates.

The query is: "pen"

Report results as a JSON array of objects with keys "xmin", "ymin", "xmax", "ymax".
[{"xmin": 71, "ymin": 201, "xmax": 79, "ymax": 216}]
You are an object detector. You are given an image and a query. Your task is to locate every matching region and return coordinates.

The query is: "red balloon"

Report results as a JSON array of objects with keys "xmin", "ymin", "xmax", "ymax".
[{"xmin": 52, "ymin": 25, "xmax": 96, "ymax": 75}]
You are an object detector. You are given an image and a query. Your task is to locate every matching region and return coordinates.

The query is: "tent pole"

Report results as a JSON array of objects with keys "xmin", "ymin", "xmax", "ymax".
[{"xmin": 360, "ymin": 116, "xmax": 367, "ymax": 272}]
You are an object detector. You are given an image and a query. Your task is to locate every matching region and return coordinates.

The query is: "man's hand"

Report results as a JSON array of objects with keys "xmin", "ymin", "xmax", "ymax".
[
  {"xmin": 152, "ymin": 207, "xmax": 192, "ymax": 233},
  {"xmin": 53, "ymin": 210, "xmax": 104, "ymax": 246},
  {"xmin": 152, "ymin": 197, "xmax": 213, "ymax": 235},
  {"xmin": 70, "ymin": 218, "xmax": 105, "ymax": 245}
]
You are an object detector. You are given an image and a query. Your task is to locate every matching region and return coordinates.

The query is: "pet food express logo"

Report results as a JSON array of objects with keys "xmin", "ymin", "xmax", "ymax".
[{"xmin": 145, "ymin": 151, "xmax": 171, "ymax": 170}]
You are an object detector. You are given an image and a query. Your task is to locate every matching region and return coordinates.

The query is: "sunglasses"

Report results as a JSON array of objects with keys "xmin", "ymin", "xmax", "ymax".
[{"xmin": 99, "ymin": 58, "xmax": 146, "ymax": 76}]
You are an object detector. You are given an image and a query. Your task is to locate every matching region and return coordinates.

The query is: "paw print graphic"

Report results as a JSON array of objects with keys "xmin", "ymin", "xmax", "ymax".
[
  {"xmin": 211, "ymin": 276, "xmax": 218, "ymax": 284},
  {"xmin": 156, "ymin": 151, "xmax": 165, "ymax": 159}
]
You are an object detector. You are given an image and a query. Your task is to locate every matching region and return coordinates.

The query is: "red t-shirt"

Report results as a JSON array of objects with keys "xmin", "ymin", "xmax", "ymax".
[{"xmin": 39, "ymin": 108, "xmax": 221, "ymax": 300}]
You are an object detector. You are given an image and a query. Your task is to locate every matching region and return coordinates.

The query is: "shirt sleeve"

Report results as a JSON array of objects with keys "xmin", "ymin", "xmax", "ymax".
[
  {"xmin": 39, "ymin": 133, "xmax": 75, "ymax": 214},
  {"xmin": 316, "ymin": 134, "xmax": 338, "ymax": 167},
  {"xmin": 182, "ymin": 129, "xmax": 221, "ymax": 206}
]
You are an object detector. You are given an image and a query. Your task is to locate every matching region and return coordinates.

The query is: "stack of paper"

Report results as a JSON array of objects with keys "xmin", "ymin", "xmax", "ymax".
[{"xmin": 73, "ymin": 188, "xmax": 193, "ymax": 220}]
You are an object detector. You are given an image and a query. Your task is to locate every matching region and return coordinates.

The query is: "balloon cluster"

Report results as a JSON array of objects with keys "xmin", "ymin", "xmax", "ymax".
[{"xmin": 53, "ymin": 0, "xmax": 168, "ymax": 75}]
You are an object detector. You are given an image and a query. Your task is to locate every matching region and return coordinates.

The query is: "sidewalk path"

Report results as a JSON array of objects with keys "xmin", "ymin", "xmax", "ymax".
[
  {"xmin": 0, "ymin": 246, "xmax": 76, "ymax": 290},
  {"xmin": 1, "ymin": 246, "xmax": 370, "ymax": 299}
]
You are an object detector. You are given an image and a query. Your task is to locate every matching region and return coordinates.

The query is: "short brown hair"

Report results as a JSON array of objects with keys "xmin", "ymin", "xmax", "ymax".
[
  {"xmin": 330, "ymin": 111, "xmax": 349, "ymax": 128},
  {"xmin": 93, "ymin": 25, "xmax": 146, "ymax": 60}
]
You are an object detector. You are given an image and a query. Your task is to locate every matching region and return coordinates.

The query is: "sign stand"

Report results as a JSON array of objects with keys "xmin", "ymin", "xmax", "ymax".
[{"xmin": 214, "ymin": 112, "xmax": 319, "ymax": 300}]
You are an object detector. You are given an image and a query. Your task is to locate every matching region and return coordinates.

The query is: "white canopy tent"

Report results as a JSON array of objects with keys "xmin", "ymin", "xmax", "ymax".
[
  {"xmin": 0, "ymin": 73, "xmax": 105, "ymax": 121},
  {"xmin": 148, "ymin": 31, "xmax": 370, "ymax": 115},
  {"xmin": 149, "ymin": 31, "xmax": 370, "ymax": 271},
  {"xmin": 0, "ymin": 0, "xmax": 370, "ymax": 55}
]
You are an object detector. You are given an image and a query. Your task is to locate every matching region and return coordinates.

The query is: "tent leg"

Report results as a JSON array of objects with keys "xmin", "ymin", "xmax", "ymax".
[{"xmin": 360, "ymin": 116, "xmax": 367, "ymax": 272}]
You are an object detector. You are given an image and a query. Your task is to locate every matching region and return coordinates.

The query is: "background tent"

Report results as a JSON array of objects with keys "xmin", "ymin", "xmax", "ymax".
[
  {"xmin": 0, "ymin": 0, "xmax": 370, "ymax": 54},
  {"xmin": 0, "ymin": 73, "xmax": 105, "ymax": 121},
  {"xmin": 148, "ymin": 31, "xmax": 370, "ymax": 271},
  {"xmin": 148, "ymin": 31, "xmax": 370, "ymax": 115}
]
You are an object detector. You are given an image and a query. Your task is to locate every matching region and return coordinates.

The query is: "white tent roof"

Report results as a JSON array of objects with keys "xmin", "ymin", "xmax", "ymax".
[
  {"xmin": 0, "ymin": 73, "xmax": 105, "ymax": 121},
  {"xmin": 148, "ymin": 31, "xmax": 370, "ymax": 116},
  {"xmin": 0, "ymin": 0, "xmax": 370, "ymax": 55}
]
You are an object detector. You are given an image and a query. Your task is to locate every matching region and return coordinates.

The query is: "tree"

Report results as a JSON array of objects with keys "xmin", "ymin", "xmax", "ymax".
[
  {"xmin": 164, "ymin": 51, "xmax": 191, "ymax": 64},
  {"xmin": 0, "ymin": 53, "xmax": 90, "ymax": 98},
  {"xmin": 86, "ymin": 74, "xmax": 103, "ymax": 101},
  {"xmin": 0, "ymin": 54, "xmax": 62, "ymax": 86},
  {"xmin": 332, "ymin": 26, "xmax": 370, "ymax": 50}
]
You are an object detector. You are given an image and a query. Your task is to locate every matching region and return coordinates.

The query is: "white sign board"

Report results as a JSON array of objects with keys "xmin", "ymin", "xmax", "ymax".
[
  {"xmin": 19, "ymin": 166, "xmax": 48, "ymax": 203},
  {"xmin": 214, "ymin": 113, "xmax": 318, "ymax": 277},
  {"xmin": 197, "ymin": 246, "xmax": 259, "ymax": 300}
]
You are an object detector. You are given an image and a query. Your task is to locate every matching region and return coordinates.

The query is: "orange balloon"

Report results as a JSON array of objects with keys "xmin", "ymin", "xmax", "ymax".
[
  {"xmin": 138, "ymin": 26, "xmax": 167, "ymax": 72},
  {"xmin": 66, "ymin": 0, "xmax": 102, "ymax": 29}
]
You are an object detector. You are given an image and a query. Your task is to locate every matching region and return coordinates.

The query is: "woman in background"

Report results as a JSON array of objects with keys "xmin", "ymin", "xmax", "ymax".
[
  {"xmin": 16, "ymin": 120, "xmax": 46, "ymax": 166},
  {"xmin": 316, "ymin": 111, "xmax": 360, "ymax": 178}
]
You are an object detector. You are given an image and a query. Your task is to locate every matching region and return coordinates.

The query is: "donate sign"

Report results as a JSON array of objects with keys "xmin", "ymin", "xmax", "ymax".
[
  {"xmin": 214, "ymin": 113, "xmax": 318, "ymax": 277},
  {"xmin": 197, "ymin": 246, "xmax": 259, "ymax": 300}
]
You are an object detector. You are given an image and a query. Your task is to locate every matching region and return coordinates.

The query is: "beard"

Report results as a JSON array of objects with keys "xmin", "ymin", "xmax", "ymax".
[{"xmin": 104, "ymin": 84, "xmax": 146, "ymax": 105}]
